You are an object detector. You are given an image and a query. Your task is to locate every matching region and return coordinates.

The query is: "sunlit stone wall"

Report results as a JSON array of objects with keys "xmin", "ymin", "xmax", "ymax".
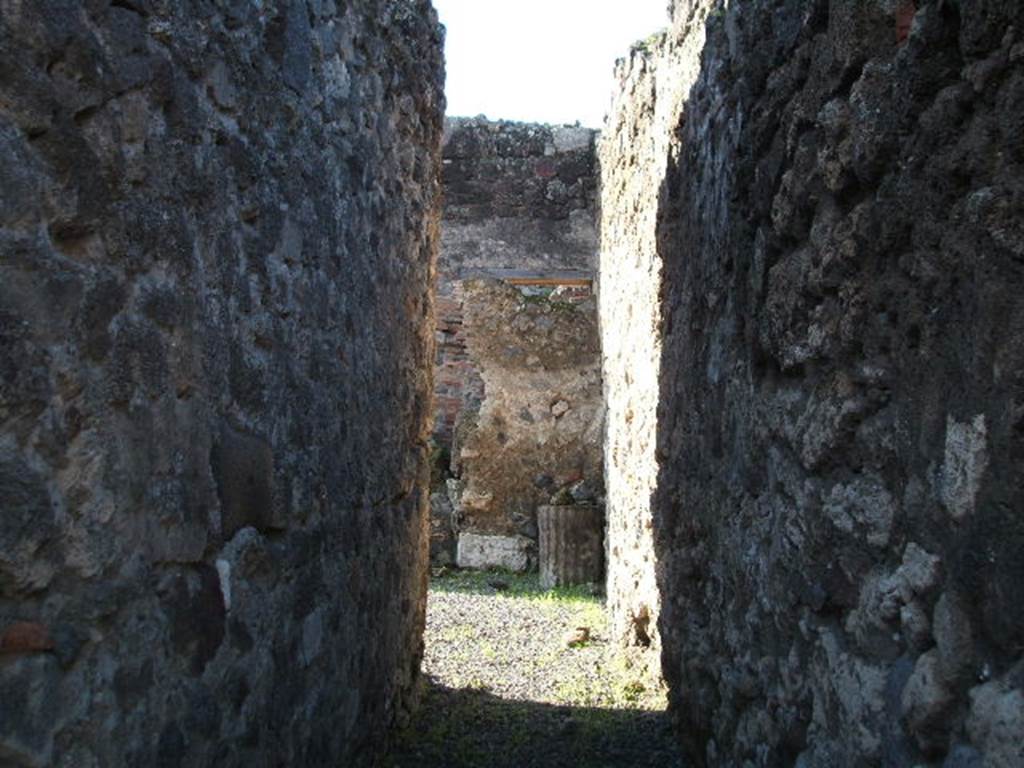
[{"xmin": 599, "ymin": 13, "xmax": 707, "ymax": 652}]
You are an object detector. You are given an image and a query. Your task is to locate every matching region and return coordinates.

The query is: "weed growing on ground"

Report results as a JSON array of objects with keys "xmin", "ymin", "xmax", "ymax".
[
  {"xmin": 427, "ymin": 568, "xmax": 667, "ymax": 713},
  {"xmin": 430, "ymin": 567, "xmax": 600, "ymax": 604}
]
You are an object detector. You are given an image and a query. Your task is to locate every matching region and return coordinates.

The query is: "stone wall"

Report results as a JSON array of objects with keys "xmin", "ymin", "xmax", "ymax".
[
  {"xmin": 603, "ymin": 0, "xmax": 1024, "ymax": 765},
  {"xmin": 600, "ymin": 19, "xmax": 706, "ymax": 651},
  {"xmin": 441, "ymin": 116, "xmax": 598, "ymax": 276},
  {"xmin": 429, "ymin": 118, "xmax": 602, "ymax": 568},
  {"xmin": 0, "ymin": 2, "xmax": 443, "ymax": 766},
  {"xmin": 432, "ymin": 117, "xmax": 598, "ymax": 450},
  {"xmin": 453, "ymin": 279, "xmax": 603, "ymax": 571}
]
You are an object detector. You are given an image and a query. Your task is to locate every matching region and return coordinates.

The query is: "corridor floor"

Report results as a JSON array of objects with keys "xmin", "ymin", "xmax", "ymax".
[{"xmin": 381, "ymin": 570, "xmax": 685, "ymax": 768}]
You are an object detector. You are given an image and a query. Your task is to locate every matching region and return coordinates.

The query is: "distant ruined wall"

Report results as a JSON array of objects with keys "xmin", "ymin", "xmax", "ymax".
[
  {"xmin": 430, "ymin": 118, "xmax": 601, "ymax": 569},
  {"xmin": 0, "ymin": 2, "xmax": 443, "ymax": 766},
  {"xmin": 440, "ymin": 116, "xmax": 598, "ymax": 277},
  {"xmin": 604, "ymin": 1, "xmax": 1024, "ymax": 765},
  {"xmin": 433, "ymin": 117, "xmax": 598, "ymax": 449},
  {"xmin": 454, "ymin": 279, "xmax": 603, "ymax": 571}
]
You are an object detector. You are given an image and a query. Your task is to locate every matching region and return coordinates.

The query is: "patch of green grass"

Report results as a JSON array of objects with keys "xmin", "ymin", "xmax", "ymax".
[
  {"xmin": 554, "ymin": 675, "xmax": 605, "ymax": 707},
  {"xmin": 548, "ymin": 642, "xmax": 668, "ymax": 713},
  {"xmin": 622, "ymin": 680, "xmax": 647, "ymax": 703},
  {"xmin": 479, "ymin": 640, "xmax": 499, "ymax": 661},
  {"xmin": 571, "ymin": 600, "xmax": 606, "ymax": 628},
  {"xmin": 381, "ymin": 571, "xmax": 680, "ymax": 768},
  {"xmin": 430, "ymin": 568, "xmax": 602, "ymax": 606},
  {"xmin": 437, "ymin": 623, "xmax": 478, "ymax": 643},
  {"xmin": 629, "ymin": 28, "xmax": 667, "ymax": 56}
]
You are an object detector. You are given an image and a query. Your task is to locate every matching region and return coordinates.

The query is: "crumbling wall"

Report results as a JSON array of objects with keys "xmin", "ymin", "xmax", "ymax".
[
  {"xmin": 430, "ymin": 118, "xmax": 601, "ymax": 567},
  {"xmin": 604, "ymin": 0, "xmax": 1024, "ymax": 765},
  {"xmin": 0, "ymin": 2, "xmax": 443, "ymax": 766},
  {"xmin": 433, "ymin": 117, "xmax": 598, "ymax": 449},
  {"xmin": 441, "ymin": 116, "xmax": 598, "ymax": 277},
  {"xmin": 454, "ymin": 279, "xmax": 603, "ymax": 571},
  {"xmin": 600, "ymin": 20, "xmax": 706, "ymax": 651}
]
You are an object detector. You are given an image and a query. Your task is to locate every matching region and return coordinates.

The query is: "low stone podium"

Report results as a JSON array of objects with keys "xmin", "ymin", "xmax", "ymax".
[{"xmin": 537, "ymin": 504, "xmax": 604, "ymax": 589}]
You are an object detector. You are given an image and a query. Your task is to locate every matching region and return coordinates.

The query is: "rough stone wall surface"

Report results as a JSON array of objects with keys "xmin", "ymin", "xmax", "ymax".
[
  {"xmin": 441, "ymin": 116, "xmax": 598, "ymax": 277},
  {"xmin": 600, "ymin": 18, "xmax": 707, "ymax": 651},
  {"xmin": 454, "ymin": 279, "xmax": 603, "ymax": 570},
  {"xmin": 428, "ymin": 118, "xmax": 601, "ymax": 568},
  {"xmin": 0, "ymin": 2, "xmax": 443, "ymax": 766},
  {"xmin": 432, "ymin": 117, "xmax": 599, "ymax": 450},
  {"xmin": 605, "ymin": 0, "xmax": 1024, "ymax": 765}
]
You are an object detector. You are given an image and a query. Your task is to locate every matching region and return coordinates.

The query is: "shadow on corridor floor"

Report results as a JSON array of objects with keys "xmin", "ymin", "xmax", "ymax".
[{"xmin": 381, "ymin": 676, "xmax": 685, "ymax": 768}]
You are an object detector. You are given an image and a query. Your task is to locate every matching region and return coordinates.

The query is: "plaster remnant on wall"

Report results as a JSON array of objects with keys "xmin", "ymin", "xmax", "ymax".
[
  {"xmin": 940, "ymin": 414, "xmax": 989, "ymax": 520},
  {"xmin": 215, "ymin": 559, "xmax": 232, "ymax": 612}
]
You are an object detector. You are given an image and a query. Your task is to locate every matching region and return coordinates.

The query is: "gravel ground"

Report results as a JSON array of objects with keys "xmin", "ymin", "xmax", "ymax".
[{"xmin": 380, "ymin": 570, "xmax": 686, "ymax": 768}]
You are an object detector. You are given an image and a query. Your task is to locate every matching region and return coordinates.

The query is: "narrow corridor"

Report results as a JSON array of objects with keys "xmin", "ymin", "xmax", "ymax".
[{"xmin": 382, "ymin": 571, "xmax": 684, "ymax": 767}]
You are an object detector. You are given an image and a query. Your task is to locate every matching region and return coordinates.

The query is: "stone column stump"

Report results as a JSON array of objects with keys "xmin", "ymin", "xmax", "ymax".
[{"xmin": 538, "ymin": 504, "xmax": 604, "ymax": 589}]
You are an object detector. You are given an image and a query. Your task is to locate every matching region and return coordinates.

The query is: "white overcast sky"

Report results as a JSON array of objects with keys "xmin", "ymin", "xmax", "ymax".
[{"xmin": 433, "ymin": 0, "xmax": 669, "ymax": 128}]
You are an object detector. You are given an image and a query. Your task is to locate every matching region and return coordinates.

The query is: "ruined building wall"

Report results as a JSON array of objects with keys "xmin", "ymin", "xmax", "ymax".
[
  {"xmin": 440, "ymin": 117, "xmax": 598, "ymax": 276},
  {"xmin": 604, "ymin": 0, "xmax": 1024, "ymax": 765},
  {"xmin": 600, "ymin": 21, "xmax": 706, "ymax": 651},
  {"xmin": 0, "ymin": 2, "xmax": 443, "ymax": 766},
  {"xmin": 454, "ymin": 279, "xmax": 603, "ymax": 571},
  {"xmin": 430, "ymin": 118, "xmax": 602, "ymax": 568},
  {"xmin": 433, "ymin": 117, "xmax": 598, "ymax": 448}
]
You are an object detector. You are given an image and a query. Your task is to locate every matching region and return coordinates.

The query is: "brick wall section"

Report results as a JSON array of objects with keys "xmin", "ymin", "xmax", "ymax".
[{"xmin": 432, "ymin": 284, "xmax": 484, "ymax": 449}]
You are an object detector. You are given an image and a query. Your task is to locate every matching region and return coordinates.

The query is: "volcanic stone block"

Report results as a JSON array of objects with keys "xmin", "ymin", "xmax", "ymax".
[
  {"xmin": 0, "ymin": 449, "xmax": 56, "ymax": 596},
  {"xmin": 428, "ymin": 491, "xmax": 456, "ymax": 566}
]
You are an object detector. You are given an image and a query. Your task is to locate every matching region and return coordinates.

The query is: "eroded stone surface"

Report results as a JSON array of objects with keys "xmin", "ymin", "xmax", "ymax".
[
  {"xmin": 603, "ymin": 0, "xmax": 1024, "ymax": 764},
  {"xmin": 440, "ymin": 117, "xmax": 598, "ymax": 278},
  {"xmin": 0, "ymin": 2, "xmax": 443, "ymax": 765},
  {"xmin": 966, "ymin": 681, "xmax": 1024, "ymax": 768},
  {"xmin": 452, "ymin": 279, "xmax": 603, "ymax": 567},
  {"xmin": 429, "ymin": 118, "xmax": 601, "ymax": 567},
  {"xmin": 600, "ymin": 16, "xmax": 710, "ymax": 651}
]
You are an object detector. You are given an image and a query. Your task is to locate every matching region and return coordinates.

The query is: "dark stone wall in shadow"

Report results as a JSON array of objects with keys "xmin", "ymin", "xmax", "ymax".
[
  {"xmin": 646, "ymin": 1, "xmax": 1024, "ymax": 765},
  {"xmin": 0, "ymin": 2, "xmax": 444, "ymax": 765}
]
